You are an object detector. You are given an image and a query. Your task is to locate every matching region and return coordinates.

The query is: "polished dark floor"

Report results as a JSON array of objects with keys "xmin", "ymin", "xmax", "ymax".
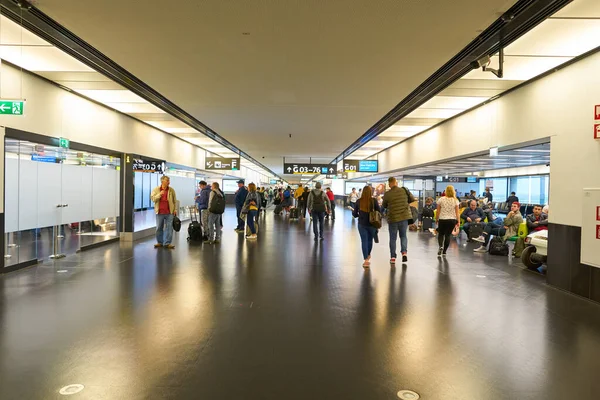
[{"xmin": 1, "ymin": 206, "xmax": 599, "ymax": 399}]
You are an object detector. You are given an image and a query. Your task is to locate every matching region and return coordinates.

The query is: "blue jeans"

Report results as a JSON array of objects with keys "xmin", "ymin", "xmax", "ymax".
[
  {"xmin": 236, "ymin": 206, "xmax": 244, "ymax": 230},
  {"xmin": 312, "ymin": 211, "xmax": 325, "ymax": 239},
  {"xmin": 208, "ymin": 213, "xmax": 222, "ymax": 241},
  {"xmin": 156, "ymin": 213, "xmax": 174, "ymax": 245},
  {"xmin": 358, "ymin": 224, "xmax": 377, "ymax": 260},
  {"xmin": 247, "ymin": 210, "xmax": 258, "ymax": 234},
  {"xmin": 388, "ymin": 220, "xmax": 408, "ymax": 258}
]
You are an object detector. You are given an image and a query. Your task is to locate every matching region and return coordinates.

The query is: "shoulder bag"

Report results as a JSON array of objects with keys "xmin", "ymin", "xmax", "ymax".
[
  {"xmin": 369, "ymin": 199, "xmax": 382, "ymax": 229},
  {"xmin": 402, "ymin": 187, "xmax": 414, "ymax": 225}
]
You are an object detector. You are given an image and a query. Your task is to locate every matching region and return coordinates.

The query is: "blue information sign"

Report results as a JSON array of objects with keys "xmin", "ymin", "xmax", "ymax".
[
  {"xmin": 31, "ymin": 155, "xmax": 58, "ymax": 163},
  {"xmin": 358, "ymin": 160, "xmax": 378, "ymax": 173}
]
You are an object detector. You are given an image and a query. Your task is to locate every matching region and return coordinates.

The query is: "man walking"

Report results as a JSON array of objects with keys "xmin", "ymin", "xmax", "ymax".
[
  {"xmin": 234, "ymin": 180, "xmax": 248, "ymax": 233},
  {"xmin": 325, "ymin": 187, "xmax": 336, "ymax": 221},
  {"xmin": 207, "ymin": 182, "xmax": 225, "ymax": 244},
  {"xmin": 307, "ymin": 182, "xmax": 331, "ymax": 241},
  {"xmin": 382, "ymin": 177, "xmax": 415, "ymax": 264},
  {"xmin": 151, "ymin": 175, "xmax": 178, "ymax": 249},
  {"xmin": 195, "ymin": 180, "xmax": 211, "ymax": 241}
]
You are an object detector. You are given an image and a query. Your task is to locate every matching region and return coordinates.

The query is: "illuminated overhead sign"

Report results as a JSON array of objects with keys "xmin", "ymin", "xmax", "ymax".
[
  {"xmin": 343, "ymin": 160, "xmax": 379, "ymax": 173},
  {"xmin": 283, "ymin": 163, "xmax": 335, "ymax": 175},
  {"xmin": 133, "ymin": 158, "xmax": 165, "ymax": 173},
  {"xmin": 205, "ymin": 157, "xmax": 240, "ymax": 171}
]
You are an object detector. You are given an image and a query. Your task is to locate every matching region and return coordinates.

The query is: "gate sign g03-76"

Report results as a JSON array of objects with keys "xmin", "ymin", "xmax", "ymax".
[{"xmin": 283, "ymin": 163, "xmax": 336, "ymax": 175}]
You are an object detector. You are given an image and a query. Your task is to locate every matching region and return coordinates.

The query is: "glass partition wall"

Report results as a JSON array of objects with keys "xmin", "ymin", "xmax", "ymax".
[{"xmin": 4, "ymin": 138, "xmax": 120, "ymax": 268}]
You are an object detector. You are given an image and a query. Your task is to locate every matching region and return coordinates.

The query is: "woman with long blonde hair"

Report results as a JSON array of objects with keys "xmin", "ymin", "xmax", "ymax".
[{"xmin": 435, "ymin": 185, "xmax": 460, "ymax": 256}]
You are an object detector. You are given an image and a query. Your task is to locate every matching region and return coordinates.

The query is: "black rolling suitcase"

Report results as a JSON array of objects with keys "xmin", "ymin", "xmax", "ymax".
[
  {"xmin": 274, "ymin": 204, "xmax": 284, "ymax": 215},
  {"xmin": 187, "ymin": 207, "xmax": 203, "ymax": 242},
  {"xmin": 289, "ymin": 207, "xmax": 299, "ymax": 220}
]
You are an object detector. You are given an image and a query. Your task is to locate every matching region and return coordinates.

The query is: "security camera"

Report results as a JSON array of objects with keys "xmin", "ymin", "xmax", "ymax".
[{"xmin": 470, "ymin": 55, "xmax": 491, "ymax": 70}]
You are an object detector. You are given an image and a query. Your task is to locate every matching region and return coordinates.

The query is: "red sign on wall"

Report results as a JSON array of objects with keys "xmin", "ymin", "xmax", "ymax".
[
  {"xmin": 596, "ymin": 225, "xmax": 600, "ymax": 240},
  {"xmin": 597, "ymin": 206, "xmax": 600, "ymax": 221},
  {"xmin": 595, "ymin": 124, "xmax": 600, "ymax": 139},
  {"xmin": 595, "ymin": 105, "xmax": 600, "ymax": 120}
]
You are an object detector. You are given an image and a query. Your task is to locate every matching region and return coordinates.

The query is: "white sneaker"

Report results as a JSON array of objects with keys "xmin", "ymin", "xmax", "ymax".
[
  {"xmin": 473, "ymin": 246, "xmax": 487, "ymax": 253},
  {"xmin": 247, "ymin": 234, "xmax": 257, "ymax": 240},
  {"xmin": 473, "ymin": 235, "xmax": 486, "ymax": 243}
]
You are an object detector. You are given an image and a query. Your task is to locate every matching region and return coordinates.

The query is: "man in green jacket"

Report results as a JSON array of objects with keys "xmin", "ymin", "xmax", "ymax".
[
  {"xmin": 151, "ymin": 175, "xmax": 178, "ymax": 249},
  {"xmin": 382, "ymin": 177, "xmax": 416, "ymax": 264}
]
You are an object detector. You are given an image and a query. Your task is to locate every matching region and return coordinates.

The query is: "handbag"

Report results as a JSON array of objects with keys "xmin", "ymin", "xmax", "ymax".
[
  {"xmin": 172, "ymin": 215, "xmax": 181, "ymax": 232},
  {"xmin": 403, "ymin": 187, "xmax": 414, "ymax": 225},
  {"xmin": 369, "ymin": 200, "xmax": 382, "ymax": 229},
  {"xmin": 452, "ymin": 224, "xmax": 460, "ymax": 237}
]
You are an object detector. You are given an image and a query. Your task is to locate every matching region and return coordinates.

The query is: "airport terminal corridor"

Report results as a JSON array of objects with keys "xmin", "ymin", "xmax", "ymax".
[{"xmin": 1, "ymin": 207, "xmax": 598, "ymax": 400}]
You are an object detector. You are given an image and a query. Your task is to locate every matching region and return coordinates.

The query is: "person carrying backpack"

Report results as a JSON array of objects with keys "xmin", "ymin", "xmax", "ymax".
[
  {"xmin": 307, "ymin": 182, "xmax": 331, "ymax": 241},
  {"xmin": 207, "ymin": 182, "xmax": 225, "ymax": 244},
  {"xmin": 282, "ymin": 186, "xmax": 293, "ymax": 215}
]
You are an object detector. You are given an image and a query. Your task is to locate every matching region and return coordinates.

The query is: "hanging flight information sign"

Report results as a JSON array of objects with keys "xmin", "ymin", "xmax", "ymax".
[
  {"xmin": 205, "ymin": 157, "xmax": 240, "ymax": 171},
  {"xmin": 343, "ymin": 160, "xmax": 379, "ymax": 173},
  {"xmin": 283, "ymin": 163, "xmax": 336, "ymax": 175}
]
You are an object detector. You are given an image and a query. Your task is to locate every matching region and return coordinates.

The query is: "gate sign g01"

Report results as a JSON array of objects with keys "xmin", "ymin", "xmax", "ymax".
[
  {"xmin": 283, "ymin": 163, "xmax": 336, "ymax": 175},
  {"xmin": 343, "ymin": 160, "xmax": 379, "ymax": 173}
]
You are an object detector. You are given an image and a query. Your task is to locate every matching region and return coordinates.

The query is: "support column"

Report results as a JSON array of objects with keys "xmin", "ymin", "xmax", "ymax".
[{"xmin": 119, "ymin": 153, "xmax": 135, "ymax": 241}]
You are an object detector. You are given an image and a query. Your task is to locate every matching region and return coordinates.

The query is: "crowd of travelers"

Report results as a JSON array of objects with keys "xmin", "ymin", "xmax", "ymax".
[{"xmin": 151, "ymin": 174, "xmax": 548, "ymax": 272}]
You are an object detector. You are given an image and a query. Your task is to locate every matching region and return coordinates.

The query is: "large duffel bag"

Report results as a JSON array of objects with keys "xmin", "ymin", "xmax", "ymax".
[
  {"xmin": 274, "ymin": 204, "xmax": 284, "ymax": 215},
  {"xmin": 489, "ymin": 237, "xmax": 509, "ymax": 256},
  {"xmin": 468, "ymin": 222, "xmax": 486, "ymax": 239}
]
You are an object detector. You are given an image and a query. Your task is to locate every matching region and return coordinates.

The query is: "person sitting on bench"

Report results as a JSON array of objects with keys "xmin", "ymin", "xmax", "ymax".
[
  {"xmin": 527, "ymin": 204, "xmax": 548, "ymax": 232},
  {"xmin": 473, "ymin": 202, "xmax": 523, "ymax": 253},
  {"xmin": 461, "ymin": 200, "xmax": 485, "ymax": 239}
]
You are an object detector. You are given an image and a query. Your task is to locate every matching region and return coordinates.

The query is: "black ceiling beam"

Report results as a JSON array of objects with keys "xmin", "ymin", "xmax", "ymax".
[
  {"xmin": 1, "ymin": 0, "xmax": 280, "ymax": 178},
  {"xmin": 331, "ymin": 0, "xmax": 572, "ymax": 164}
]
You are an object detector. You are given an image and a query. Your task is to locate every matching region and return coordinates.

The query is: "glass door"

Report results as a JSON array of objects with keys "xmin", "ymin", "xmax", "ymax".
[{"xmin": 4, "ymin": 138, "xmax": 121, "ymax": 269}]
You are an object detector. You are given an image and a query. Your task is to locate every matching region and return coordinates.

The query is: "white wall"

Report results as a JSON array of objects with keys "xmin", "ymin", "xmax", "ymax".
[
  {"xmin": 0, "ymin": 64, "xmax": 206, "ymax": 192},
  {"xmin": 376, "ymin": 52, "xmax": 600, "ymax": 227}
]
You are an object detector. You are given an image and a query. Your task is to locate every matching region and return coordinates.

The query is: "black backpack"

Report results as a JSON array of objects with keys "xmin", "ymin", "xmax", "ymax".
[
  {"xmin": 209, "ymin": 192, "xmax": 226, "ymax": 214},
  {"xmin": 488, "ymin": 237, "xmax": 509, "ymax": 256},
  {"xmin": 311, "ymin": 191, "xmax": 326, "ymax": 212},
  {"xmin": 422, "ymin": 206, "xmax": 434, "ymax": 219}
]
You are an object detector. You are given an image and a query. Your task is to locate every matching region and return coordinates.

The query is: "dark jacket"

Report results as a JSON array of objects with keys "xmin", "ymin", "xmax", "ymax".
[
  {"xmin": 197, "ymin": 186, "xmax": 211, "ymax": 210},
  {"xmin": 235, "ymin": 186, "xmax": 248, "ymax": 209},
  {"xmin": 526, "ymin": 213, "xmax": 548, "ymax": 231},
  {"xmin": 461, "ymin": 207, "xmax": 485, "ymax": 222},
  {"xmin": 483, "ymin": 192, "xmax": 493, "ymax": 202},
  {"xmin": 300, "ymin": 190, "xmax": 309, "ymax": 203},
  {"xmin": 353, "ymin": 198, "xmax": 381, "ymax": 227},
  {"xmin": 382, "ymin": 186, "xmax": 415, "ymax": 223},
  {"xmin": 506, "ymin": 195, "xmax": 519, "ymax": 207}
]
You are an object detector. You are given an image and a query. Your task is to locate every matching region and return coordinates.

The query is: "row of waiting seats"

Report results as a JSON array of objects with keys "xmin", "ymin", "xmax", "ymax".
[{"xmin": 489, "ymin": 202, "xmax": 535, "ymax": 217}]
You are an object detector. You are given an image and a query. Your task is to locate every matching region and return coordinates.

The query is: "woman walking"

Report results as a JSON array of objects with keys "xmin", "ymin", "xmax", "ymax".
[
  {"xmin": 435, "ymin": 185, "xmax": 460, "ymax": 257},
  {"xmin": 243, "ymin": 183, "xmax": 261, "ymax": 240},
  {"xmin": 352, "ymin": 185, "xmax": 381, "ymax": 268}
]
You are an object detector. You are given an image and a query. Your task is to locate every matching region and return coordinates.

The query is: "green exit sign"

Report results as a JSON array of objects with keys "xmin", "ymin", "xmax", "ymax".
[
  {"xmin": 59, "ymin": 138, "xmax": 70, "ymax": 149},
  {"xmin": 0, "ymin": 100, "xmax": 25, "ymax": 115}
]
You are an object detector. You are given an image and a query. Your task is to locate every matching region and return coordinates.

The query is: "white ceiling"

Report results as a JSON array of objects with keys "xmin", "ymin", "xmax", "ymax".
[
  {"xmin": 31, "ymin": 0, "xmax": 518, "ymax": 177},
  {"xmin": 356, "ymin": 143, "xmax": 551, "ymax": 179},
  {"xmin": 353, "ymin": 0, "xmax": 600, "ymax": 162}
]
